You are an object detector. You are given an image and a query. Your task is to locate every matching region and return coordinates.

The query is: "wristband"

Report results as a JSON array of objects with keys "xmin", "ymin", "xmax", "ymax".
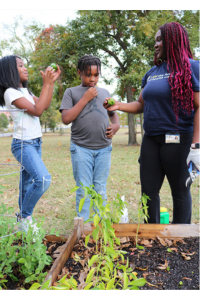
[{"xmin": 191, "ymin": 143, "xmax": 200, "ymax": 149}]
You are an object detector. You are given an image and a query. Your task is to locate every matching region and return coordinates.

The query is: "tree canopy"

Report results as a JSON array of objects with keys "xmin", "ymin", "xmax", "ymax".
[{"xmin": 1, "ymin": 10, "xmax": 199, "ymax": 144}]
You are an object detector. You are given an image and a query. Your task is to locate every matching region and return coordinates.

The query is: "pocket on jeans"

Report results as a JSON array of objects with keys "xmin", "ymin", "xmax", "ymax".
[{"xmin": 70, "ymin": 143, "xmax": 77, "ymax": 154}]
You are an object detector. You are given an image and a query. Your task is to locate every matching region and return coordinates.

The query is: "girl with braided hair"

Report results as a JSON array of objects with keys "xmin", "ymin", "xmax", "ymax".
[{"xmin": 104, "ymin": 22, "xmax": 199, "ymax": 224}]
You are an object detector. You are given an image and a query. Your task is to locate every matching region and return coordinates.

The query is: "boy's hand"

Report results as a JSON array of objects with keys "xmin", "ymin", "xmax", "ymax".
[
  {"xmin": 83, "ymin": 87, "xmax": 98, "ymax": 103},
  {"xmin": 106, "ymin": 124, "xmax": 120, "ymax": 139}
]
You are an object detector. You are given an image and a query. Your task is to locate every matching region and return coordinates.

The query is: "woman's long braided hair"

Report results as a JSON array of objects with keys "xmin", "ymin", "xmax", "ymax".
[{"xmin": 154, "ymin": 22, "xmax": 194, "ymax": 122}]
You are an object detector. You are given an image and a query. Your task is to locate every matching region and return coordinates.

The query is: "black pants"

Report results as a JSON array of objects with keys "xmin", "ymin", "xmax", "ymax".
[{"xmin": 139, "ymin": 132, "xmax": 193, "ymax": 224}]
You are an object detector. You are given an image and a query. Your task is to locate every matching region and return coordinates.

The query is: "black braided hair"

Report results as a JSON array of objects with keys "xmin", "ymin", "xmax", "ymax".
[{"xmin": 77, "ymin": 54, "xmax": 101, "ymax": 75}]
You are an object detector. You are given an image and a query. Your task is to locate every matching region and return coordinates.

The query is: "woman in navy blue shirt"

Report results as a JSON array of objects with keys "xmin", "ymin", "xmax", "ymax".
[{"xmin": 104, "ymin": 22, "xmax": 199, "ymax": 224}]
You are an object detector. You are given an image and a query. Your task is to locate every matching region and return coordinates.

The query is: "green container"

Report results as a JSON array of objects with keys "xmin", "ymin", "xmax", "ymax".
[{"xmin": 160, "ymin": 211, "xmax": 169, "ymax": 224}]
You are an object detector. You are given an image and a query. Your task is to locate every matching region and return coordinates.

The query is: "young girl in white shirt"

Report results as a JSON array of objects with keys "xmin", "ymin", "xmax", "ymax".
[{"xmin": 0, "ymin": 55, "xmax": 61, "ymax": 233}]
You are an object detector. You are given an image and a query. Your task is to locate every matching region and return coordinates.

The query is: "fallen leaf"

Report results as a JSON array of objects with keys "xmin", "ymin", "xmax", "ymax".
[
  {"xmin": 146, "ymin": 281, "xmax": 159, "ymax": 288},
  {"xmin": 142, "ymin": 272, "xmax": 149, "ymax": 279},
  {"xmin": 156, "ymin": 236, "xmax": 167, "ymax": 246},
  {"xmin": 136, "ymin": 267, "xmax": 147, "ymax": 271},
  {"xmin": 121, "ymin": 243, "xmax": 131, "ymax": 248},
  {"xmin": 182, "ymin": 277, "xmax": 192, "ymax": 280},
  {"xmin": 53, "ymin": 244, "xmax": 66, "ymax": 254},
  {"xmin": 167, "ymin": 247, "xmax": 177, "ymax": 252},
  {"xmin": 181, "ymin": 253, "xmax": 191, "ymax": 260},
  {"xmin": 181, "ymin": 251, "xmax": 196, "ymax": 256},
  {"xmin": 120, "ymin": 237, "xmax": 130, "ymax": 243},
  {"xmin": 157, "ymin": 260, "xmax": 168, "ymax": 270},
  {"xmin": 140, "ymin": 239, "xmax": 153, "ymax": 247}
]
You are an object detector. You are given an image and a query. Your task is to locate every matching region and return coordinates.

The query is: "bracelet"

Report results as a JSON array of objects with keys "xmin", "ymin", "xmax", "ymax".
[{"xmin": 191, "ymin": 143, "xmax": 200, "ymax": 149}]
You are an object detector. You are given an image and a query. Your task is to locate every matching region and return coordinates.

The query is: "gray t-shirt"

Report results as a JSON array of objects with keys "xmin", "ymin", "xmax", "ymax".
[{"xmin": 60, "ymin": 85, "xmax": 114, "ymax": 149}]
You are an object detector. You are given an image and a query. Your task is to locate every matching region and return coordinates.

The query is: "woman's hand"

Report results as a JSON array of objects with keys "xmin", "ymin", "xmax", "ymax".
[
  {"xmin": 187, "ymin": 148, "xmax": 200, "ymax": 171},
  {"xmin": 104, "ymin": 98, "xmax": 120, "ymax": 111}
]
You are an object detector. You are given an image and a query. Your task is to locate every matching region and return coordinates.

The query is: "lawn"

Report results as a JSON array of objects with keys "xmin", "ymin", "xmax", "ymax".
[{"xmin": 0, "ymin": 127, "xmax": 199, "ymax": 235}]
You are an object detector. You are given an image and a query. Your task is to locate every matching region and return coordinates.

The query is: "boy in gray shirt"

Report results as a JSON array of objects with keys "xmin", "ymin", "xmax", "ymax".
[{"xmin": 60, "ymin": 55, "xmax": 120, "ymax": 221}]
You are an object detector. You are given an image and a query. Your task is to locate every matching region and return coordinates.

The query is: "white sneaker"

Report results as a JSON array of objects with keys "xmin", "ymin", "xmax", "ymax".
[{"xmin": 18, "ymin": 216, "xmax": 39, "ymax": 235}]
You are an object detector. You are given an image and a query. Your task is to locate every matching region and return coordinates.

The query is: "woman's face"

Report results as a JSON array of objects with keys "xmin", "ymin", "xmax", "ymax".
[
  {"xmin": 154, "ymin": 29, "xmax": 166, "ymax": 61},
  {"xmin": 16, "ymin": 57, "xmax": 28, "ymax": 87}
]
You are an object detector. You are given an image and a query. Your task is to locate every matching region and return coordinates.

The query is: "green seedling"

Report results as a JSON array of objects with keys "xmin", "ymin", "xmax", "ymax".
[
  {"xmin": 107, "ymin": 98, "xmax": 115, "ymax": 106},
  {"xmin": 50, "ymin": 63, "xmax": 58, "ymax": 71},
  {"xmin": 136, "ymin": 193, "xmax": 150, "ymax": 249}
]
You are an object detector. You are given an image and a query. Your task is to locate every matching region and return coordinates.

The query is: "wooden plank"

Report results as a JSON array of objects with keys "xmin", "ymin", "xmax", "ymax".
[
  {"xmin": 84, "ymin": 223, "xmax": 200, "ymax": 238},
  {"xmin": 43, "ymin": 226, "xmax": 78, "ymax": 287},
  {"xmin": 43, "ymin": 221, "xmax": 199, "ymax": 288},
  {"xmin": 44, "ymin": 234, "xmax": 69, "ymax": 243},
  {"xmin": 43, "ymin": 217, "xmax": 84, "ymax": 287}
]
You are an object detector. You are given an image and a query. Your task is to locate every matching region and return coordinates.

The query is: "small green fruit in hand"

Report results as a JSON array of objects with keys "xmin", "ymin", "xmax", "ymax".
[
  {"xmin": 50, "ymin": 63, "xmax": 58, "ymax": 71},
  {"xmin": 107, "ymin": 98, "xmax": 115, "ymax": 106}
]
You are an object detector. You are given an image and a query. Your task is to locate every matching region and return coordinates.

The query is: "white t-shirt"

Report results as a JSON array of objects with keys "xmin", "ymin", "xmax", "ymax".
[{"xmin": 4, "ymin": 88, "xmax": 42, "ymax": 140}]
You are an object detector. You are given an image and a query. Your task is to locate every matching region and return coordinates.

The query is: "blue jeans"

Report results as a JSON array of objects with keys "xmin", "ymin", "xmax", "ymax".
[
  {"xmin": 70, "ymin": 141, "xmax": 112, "ymax": 221},
  {"xmin": 11, "ymin": 138, "xmax": 51, "ymax": 218}
]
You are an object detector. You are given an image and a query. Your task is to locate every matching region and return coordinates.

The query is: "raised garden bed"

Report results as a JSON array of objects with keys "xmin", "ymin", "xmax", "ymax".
[{"xmin": 43, "ymin": 218, "xmax": 199, "ymax": 290}]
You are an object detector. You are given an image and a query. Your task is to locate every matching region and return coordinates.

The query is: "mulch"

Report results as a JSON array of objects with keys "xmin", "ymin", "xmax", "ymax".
[
  {"xmin": 56, "ymin": 236, "xmax": 199, "ymax": 290},
  {"xmin": 4, "ymin": 236, "xmax": 199, "ymax": 290}
]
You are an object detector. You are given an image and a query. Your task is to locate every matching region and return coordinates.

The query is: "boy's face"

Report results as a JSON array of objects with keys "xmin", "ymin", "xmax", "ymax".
[{"xmin": 78, "ymin": 65, "xmax": 100, "ymax": 87}]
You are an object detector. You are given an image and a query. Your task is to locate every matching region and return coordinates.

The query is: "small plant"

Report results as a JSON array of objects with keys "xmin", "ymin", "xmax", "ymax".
[
  {"xmin": 0, "ymin": 203, "xmax": 53, "ymax": 289},
  {"xmin": 136, "ymin": 193, "xmax": 150, "ymax": 249},
  {"xmin": 70, "ymin": 185, "xmax": 146, "ymax": 290},
  {"xmin": 30, "ymin": 185, "xmax": 146, "ymax": 290},
  {"xmin": 109, "ymin": 193, "xmax": 127, "ymax": 223}
]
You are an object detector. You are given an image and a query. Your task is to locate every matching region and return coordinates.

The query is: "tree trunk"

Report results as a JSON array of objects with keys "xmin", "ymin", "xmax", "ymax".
[{"xmin": 126, "ymin": 83, "xmax": 137, "ymax": 145}]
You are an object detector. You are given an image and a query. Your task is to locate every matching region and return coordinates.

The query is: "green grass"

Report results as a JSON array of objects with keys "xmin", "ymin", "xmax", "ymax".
[{"xmin": 0, "ymin": 127, "xmax": 199, "ymax": 235}]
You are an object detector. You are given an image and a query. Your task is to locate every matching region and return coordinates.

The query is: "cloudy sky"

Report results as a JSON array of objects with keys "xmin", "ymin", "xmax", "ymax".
[
  {"xmin": 0, "ymin": 9, "xmax": 77, "ymax": 29},
  {"xmin": 0, "ymin": 8, "xmax": 115, "ymax": 94}
]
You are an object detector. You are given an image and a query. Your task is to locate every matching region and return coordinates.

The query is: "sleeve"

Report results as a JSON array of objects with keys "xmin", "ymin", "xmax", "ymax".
[
  {"xmin": 190, "ymin": 60, "xmax": 199, "ymax": 92},
  {"xmin": 141, "ymin": 72, "xmax": 149, "ymax": 88},
  {"xmin": 141, "ymin": 66, "xmax": 156, "ymax": 88},
  {"xmin": 4, "ymin": 88, "xmax": 24, "ymax": 105},
  {"xmin": 59, "ymin": 88, "xmax": 73, "ymax": 112}
]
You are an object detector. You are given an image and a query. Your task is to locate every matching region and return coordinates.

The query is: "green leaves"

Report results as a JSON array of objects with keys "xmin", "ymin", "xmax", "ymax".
[
  {"xmin": 0, "ymin": 203, "xmax": 53, "ymax": 289},
  {"xmin": 69, "ymin": 185, "xmax": 147, "ymax": 290},
  {"xmin": 136, "ymin": 193, "xmax": 150, "ymax": 247}
]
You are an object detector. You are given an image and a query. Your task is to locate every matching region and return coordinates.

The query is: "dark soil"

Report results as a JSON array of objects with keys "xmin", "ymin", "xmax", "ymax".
[{"xmin": 59, "ymin": 236, "xmax": 199, "ymax": 290}]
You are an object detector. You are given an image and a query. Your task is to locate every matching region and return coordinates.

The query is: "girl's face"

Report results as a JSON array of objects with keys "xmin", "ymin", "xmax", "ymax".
[
  {"xmin": 78, "ymin": 65, "xmax": 100, "ymax": 87},
  {"xmin": 16, "ymin": 57, "xmax": 28, "ymax": 87},
  {"xmin": 154, "ymin": 29, "xmax": 166, "ymax": 61}
]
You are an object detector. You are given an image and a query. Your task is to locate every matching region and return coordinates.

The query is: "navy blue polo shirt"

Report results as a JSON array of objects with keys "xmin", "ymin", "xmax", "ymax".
[{"xmin": 141, "ymin": 59, "xmax": 199, "ymax": 136}]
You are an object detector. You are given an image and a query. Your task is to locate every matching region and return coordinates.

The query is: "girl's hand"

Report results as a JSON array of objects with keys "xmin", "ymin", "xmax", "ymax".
[
  {"xmin": 103, "ymin": 98, "xmax": 120, "ymax": 111},
  {"xmin": 51, "ymin": 64, "xmax": 61, "ymax": 82},
  {"xmin": 40, "ymin": 66, "xmax": 55, "ymax": 86}
]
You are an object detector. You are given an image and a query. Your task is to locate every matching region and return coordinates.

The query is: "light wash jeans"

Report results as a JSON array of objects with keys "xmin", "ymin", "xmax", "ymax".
[
  {"xmin": 70, "ymin": 141, "xmax": 112, "ymax": 221},
  {"xmin": 11, "ymin": 138, "xmax": 51, "ymax": 218}
]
